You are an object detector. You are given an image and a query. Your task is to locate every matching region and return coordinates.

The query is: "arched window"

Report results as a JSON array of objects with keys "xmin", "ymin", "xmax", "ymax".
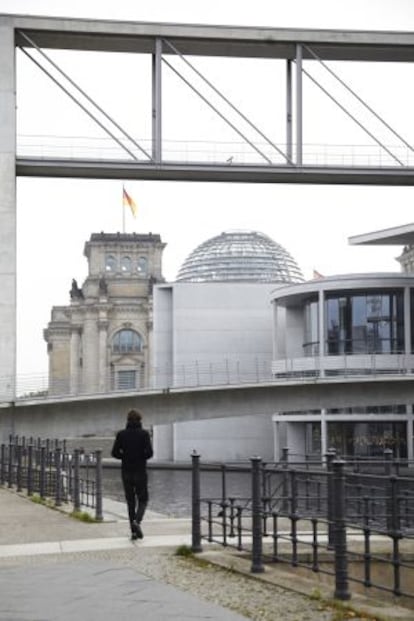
[
  {"xmin": 137, "ymin": 257, "xmax": 148, "ymax": 275},
  {"xmin": 105, "ymin": 255, "xmax": 117, "ymax": 272},
  {"xmin": 112, "ymin": 329, "xmax": 142, "ymax": 354},
  {"xmin": 121, "ymin": 256, "xmax": 131, "ymax": 272}
]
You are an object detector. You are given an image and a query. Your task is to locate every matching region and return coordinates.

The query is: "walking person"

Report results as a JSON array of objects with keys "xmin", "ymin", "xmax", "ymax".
[{"xmin": 111, "ymin": 409, "xmax": 153, "ymax": 540}]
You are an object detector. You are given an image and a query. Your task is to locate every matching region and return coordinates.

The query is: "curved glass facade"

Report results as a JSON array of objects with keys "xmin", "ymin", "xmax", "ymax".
[
  {"xmin": 325, "ymin": 291, "xmax": 404, "ymax": 354},
  {"xmin": 303, "ymin": 290, "xmax": 404, "ymax": 356},
  {"xmin": 176, "ymin": 230, "xmax": 304, "ymax": 283},
  {"xmin": 303, "ymin": 291, "xmax": 405, "ymax": 355}
]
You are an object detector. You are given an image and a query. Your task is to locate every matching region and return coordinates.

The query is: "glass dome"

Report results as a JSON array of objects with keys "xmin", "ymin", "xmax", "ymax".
[{"xmin": 176, "ymin": 230, "xmax": 304, "ymax": 283}]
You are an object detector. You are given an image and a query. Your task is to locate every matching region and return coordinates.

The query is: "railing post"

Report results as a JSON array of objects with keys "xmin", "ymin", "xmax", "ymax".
[
  {"xmin": 332, "ymin": 459, "xmax": 350, "ymax": 601},
  {"xmin": 326, "ymin": 448, "xmax": 336, "ymax": 547},
  {"xmin": 16, "ymin": 444, "xmax": 22, "ymax": 492},
  {"xmin": 384, "ymin": 448, "xmax": 394, "ymax": 530},
  {"xmin": 7, "ymin": 441, "xmax": 13, "ymax": 488},
  {"xmin": 0, "ymin": 444, "xmax": 5, "ymax": 486},
  {"xmin": 73, "ymin": 448, "xmax": 81, "ymax": 512},
  {"xmin": 384, "ymin": 448, "xmax": 393, "ymax": 475},
  {"xmin": 54, "ymin": 447, "xmax": 62, "ymax": 506},
  {"xmin": 281, "ymin": 447, "xmax": 289, "ymax": 514},
  {"xmin": 27, "ymin": 444, "xmax": 33, "ymax": 496},
  {"xmin": 387, "ymin": 473, "xmax": 401, "ymax": 534},
  {"xmin": 95, "ymin": 449, "xmax": 103, "ymax": 521},
  {"xmin": 39, "ymin": 446, "xmax": 46, "ymax": 499},
  {"xmin": 290, "ymin": 469, "xmax": 299, "ymax": 566},
  {"xmin": 251, "ymin": 456, "xmax": 264, "ymax": 573},
  {"xmin": 191, "ymin": 451, "xmax": 202, "ymax": 553}
]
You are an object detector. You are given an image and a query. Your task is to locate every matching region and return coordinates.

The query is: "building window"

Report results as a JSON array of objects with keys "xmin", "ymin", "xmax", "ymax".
[
  {"xmin": 325, "ymin": 291, "xmax": 404, "ymax": 355},
  {"xmin": 328, "ymin": 421, "xmax": 407, "ymax": 458},
  {"xmin": 112, "ymin": 329, "xmax": 142, "ymax": 354},
  {"xmin": 121, "ymin": 256, "xmax": 131, "ymax": 272},
  {"xmin": 117, "ymin": 370, "xmax": 137, "ymax": 390},
  {"xmin": 105, "ymin": 255, "xmax": 117, "ymax": 272},
  {"xmin": 303, "ymin": 297, "xmax": 319, "ymax": 355},
  {"xmin": 137, "ymin": 257, "xmax": 148, "ymax": 274}
]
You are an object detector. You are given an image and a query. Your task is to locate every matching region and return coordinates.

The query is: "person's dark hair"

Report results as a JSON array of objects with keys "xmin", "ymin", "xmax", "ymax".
[{"xmin": 127, "ymin": 409, "xmax": 142, "ymax": 425}]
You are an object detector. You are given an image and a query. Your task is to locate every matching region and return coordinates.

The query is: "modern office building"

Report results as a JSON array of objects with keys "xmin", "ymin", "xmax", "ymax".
[{"xmin": 270, "ymin": 223, "xmax": 414, "ymax": 462}]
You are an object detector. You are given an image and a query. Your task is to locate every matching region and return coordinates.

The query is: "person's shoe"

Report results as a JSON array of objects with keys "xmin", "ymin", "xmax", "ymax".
[
  {"xmin": 131, "ymin": 521, "xmax": 139, "ymax": 540},
  {"xmin": 135, "ymin": 522, "xmax": 144, "ymax": 539}
]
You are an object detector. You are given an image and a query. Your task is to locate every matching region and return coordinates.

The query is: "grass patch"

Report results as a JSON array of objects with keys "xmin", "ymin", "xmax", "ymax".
[
  {"xmin": 70, "ymin": 510, "xmax": 98, "ymax": 523},
  {"xmin": 175, "ymin": 544, "xmax": 194, "ymax": 557},
  {"xmin": 29, "ymin": 494, "xmax": 56, "ymax": 509}
]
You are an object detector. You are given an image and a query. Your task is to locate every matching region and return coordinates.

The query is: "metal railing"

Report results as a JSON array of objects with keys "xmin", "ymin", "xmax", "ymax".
[
  {"xmin": 0, "ymin": 435, "xmax": 103, "ymax": 520},
  {"xmin": 191, "ymin": 451, "xmax": 414, "ymax": 603},
  {"xmin": 16, "ymin": 135, "xmax": 414, "ymax": 168},
  {"xmin": 3, "ymin": 353, "xmax": 414, "ymax": 402}
]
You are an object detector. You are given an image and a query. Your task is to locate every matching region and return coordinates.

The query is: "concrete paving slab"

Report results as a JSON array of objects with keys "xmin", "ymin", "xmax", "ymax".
[{"xmin": 0, "ymin": 560, "xmax": 250, "ymax": 621}]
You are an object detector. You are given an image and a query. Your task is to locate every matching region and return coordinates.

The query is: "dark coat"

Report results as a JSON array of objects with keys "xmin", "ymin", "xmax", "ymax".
[{"xmin": 111, "ymin": 422, "xmax": 153, "ymax": 472}]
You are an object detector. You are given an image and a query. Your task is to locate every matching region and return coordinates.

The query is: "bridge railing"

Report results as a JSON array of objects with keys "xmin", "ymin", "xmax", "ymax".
[
  {"xmin": 17, "ymin": 135, "xmax": 414, "ymax": 168},
  {"xmin": 191, "ymin": 452, "xmax": 414, "ymax": 603},
  {"xmin": 0, "ymin": 435, "xmax": 103, "ymax": 520},
  {"xmin": 4, "ymin": 352, "xmax": 414, "ymax": 402}
]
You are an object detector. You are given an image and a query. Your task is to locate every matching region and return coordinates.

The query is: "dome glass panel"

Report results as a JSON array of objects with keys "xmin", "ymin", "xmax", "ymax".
[{"xmin": 176, "ymin": 230, "xmax": 304, "ymax": 283}]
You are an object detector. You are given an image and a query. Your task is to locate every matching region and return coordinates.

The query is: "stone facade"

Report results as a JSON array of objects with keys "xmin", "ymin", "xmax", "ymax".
[
  {"xmin": 397, "ymin": 245, "xmax": 414, "ymax": 273},
  {"xmin": 44, "ymin": 232, "xmax": 165, "ymax": 395}
]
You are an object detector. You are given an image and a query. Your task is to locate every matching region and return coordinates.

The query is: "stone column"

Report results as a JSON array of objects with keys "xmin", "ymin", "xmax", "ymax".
[
  {"xmin": 406, "ymin": 404, "xmax": 413, "ymax": 462},
  {"xmin": 404, "ymin": 286, "xmax": 411, "ymax": 358},
  {"xmin": 98, "ymin": 320, "xmax": 108, "ymax": 393},
  {"xmin": 70, "ymin": 326, "xmax": 82, "ymax": 395},
  {"xmin": 318, "ymin": 288, "xmax": 325, "ymax": 377},
  {"xmin": 321, "ymin": 409, "xmax": 328, "ymax": 459},
  {"xmin": 0, "ymin": 19, "xmax": 16, "ymax": 399},
  {"xmin": 145, "ymin": 318, "xmax": 153, "ymax": 389},
  {"xmin": 82, "ymin": 315, "xmax": 99, "ymax": 393}
]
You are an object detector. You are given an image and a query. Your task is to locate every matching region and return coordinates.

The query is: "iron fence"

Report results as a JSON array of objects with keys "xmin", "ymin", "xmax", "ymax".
[
  {"xmin": 0, "ymin": 435, "xmax": 103, "ymax": 520},
  {"xmin": 191, "ymin": 451, "xmax": 414, "ymax": 603}
]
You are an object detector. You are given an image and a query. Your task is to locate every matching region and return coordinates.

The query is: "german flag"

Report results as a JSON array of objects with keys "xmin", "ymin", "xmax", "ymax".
[{"xmin": 122, "ymin": 186, "xmax": 137, "ymax": 217}]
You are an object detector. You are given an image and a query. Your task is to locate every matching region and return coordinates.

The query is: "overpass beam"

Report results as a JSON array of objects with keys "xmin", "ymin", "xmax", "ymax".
[
  {"xmin": 0, "ymin": 20, "xmax": 16, "ymax": 400},
  {"xmin": 286, "ymin": 59, "xmax": 293, "ymax": 162},
  {"xmin": 295, "ymin": 44, "xmax": 303, "ymax": 166},
  {"xmin": 152, "ymin": 37, "xmax": 162, "ymax": 163}
]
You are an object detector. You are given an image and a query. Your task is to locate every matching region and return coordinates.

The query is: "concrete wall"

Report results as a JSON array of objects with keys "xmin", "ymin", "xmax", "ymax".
[
  {"xmin": 172, "ymin": 414, "xmax": 274, "ymax": 462},
  {"xmin": 284, "ymin": 306, "xmax": 305, "ymax": 359},
  {"xmin": 0, "ymin": 22, "xmax": 16, "ymax": 399},
  {"xmin": 153, "ymin": 423, "xmax": 173, "ymax": 461},
  {"xmin": 286, "ymin": 422, "xmax": 307, "ymax": 460},
  {"xmin": 153, "ymin": 282, "xmax": 276, "ymax": 388},
  {"xmin": 171, "ymin": 282, "xmax": 274, "ymax": 363},
  {"xmin": 152, "ymin": 286, "xmax": 173, "ymax": 386},
  {"xmin": 151, "ymin": 281, "xmax": 277, "ymax": 458},
  {"xmin": 2, "ymin": 377, "xmax": 414, "ymax": 446}
]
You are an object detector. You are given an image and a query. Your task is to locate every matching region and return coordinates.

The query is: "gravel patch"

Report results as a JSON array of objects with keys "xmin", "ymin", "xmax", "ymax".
[{"xmin": 0, "ymin": 547, "xmax": 377, "ymax": 621}]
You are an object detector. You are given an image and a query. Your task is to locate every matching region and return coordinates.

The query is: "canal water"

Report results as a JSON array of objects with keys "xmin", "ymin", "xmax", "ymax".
[{"xmin": 103, "ymin": 467, "xmax": 252, "ymax": 517}]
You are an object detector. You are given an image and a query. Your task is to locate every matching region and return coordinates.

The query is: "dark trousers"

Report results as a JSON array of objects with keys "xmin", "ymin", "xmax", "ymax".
[{"xmin": 121, "ymin": 470, "xmax": 149, "ymax": 525}]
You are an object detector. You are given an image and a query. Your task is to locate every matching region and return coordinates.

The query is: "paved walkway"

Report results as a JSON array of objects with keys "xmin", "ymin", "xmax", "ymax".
[
  {"xmin": 1, "ymin": 488, "xmax": 413, "ymax": 621},
  {"xmin": 0, "ymin": 488, "xmax": 249, "ymax": 620},
  {"xmin": 0, "ymin": 487, "xmax": 192, "ymax": 557}
]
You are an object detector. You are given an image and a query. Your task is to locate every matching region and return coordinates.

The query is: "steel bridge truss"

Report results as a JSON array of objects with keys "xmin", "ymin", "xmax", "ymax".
[{"xmin": 10, "ymin": 16, "xmax": 414, "ymax": 185}]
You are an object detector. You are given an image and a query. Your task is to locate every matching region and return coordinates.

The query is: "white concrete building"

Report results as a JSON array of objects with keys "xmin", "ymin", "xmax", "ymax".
[
  {"xmin": 270, "ymin": 223, "xmax": 414, "ymax": 462},
  {"xmin": 151, "ymin": 230, "xmax": 304, "ymax": 461}
]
